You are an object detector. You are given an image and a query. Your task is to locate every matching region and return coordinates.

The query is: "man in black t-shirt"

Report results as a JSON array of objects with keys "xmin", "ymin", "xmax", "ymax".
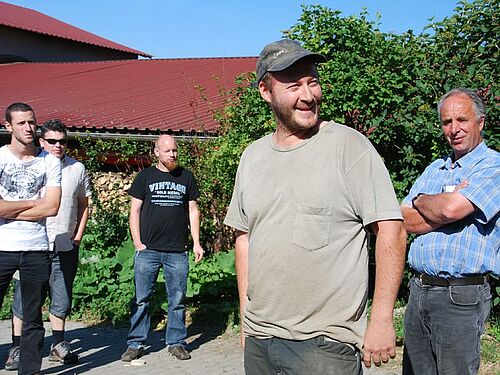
[{"xmin": 121, "ymin": 135, "xmax": 204, "ymax": 362}]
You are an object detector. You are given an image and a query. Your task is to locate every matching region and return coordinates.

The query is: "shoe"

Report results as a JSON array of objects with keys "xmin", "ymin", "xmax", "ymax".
[
  {"xmin": 48, "ymin": 341, "xmax": 79, "ymax": 364},
  {"xmin": 121, "ymin": 346, "xmax": 144, "ymax": 362},
  {"xmin": 4, "ymin": 346, "xmax": 19, "ymax": 371},
  {"xmin": 167, "ymin": 345, "xmax": 191, "ymax": 360}
]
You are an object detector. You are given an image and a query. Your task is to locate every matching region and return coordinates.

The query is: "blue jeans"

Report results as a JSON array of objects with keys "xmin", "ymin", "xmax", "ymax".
[
  {"xmin": 403, "ymin": 276, "xmax": 491, "ymax": 375},
  {"xmin": 13, "ymin": 246, "xmax": 79, "ymax": 319},
  {"xmin": 0, "ymin": 251, "xmax": 50, "ymax": 375},
  {"xmin": 126, "ymin": 249, "xmax": 189, "ymax": 349},
  {"xmin": 244, "ymin": 336, "xmax": 362, "ymax": 375}
]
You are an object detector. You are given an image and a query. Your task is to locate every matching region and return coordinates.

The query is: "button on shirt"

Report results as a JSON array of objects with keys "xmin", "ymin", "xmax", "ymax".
[{"xmin": 403, "ymin": 142, "xmax": 500, "ymax": 277}]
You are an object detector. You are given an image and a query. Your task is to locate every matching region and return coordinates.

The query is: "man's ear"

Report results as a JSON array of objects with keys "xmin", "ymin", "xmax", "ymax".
[
  {"xmin": 4, "ymin": 121, "xmax": 12, "ymax": 132},
  {"xmin": 258, "ymin": 80, "xmax": 272, "ymax": 104},
  {"xmin": 154, "ymin": 148, "xmax": 159, "ymax": 158},
  {"xmin": 478, "ymin": 115, "xmax": 485, "ymax": 132}
]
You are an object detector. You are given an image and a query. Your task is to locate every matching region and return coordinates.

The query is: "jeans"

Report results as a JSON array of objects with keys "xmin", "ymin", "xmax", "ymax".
[
  {"xmin": 403, "ymin": 276, "xmax": 491, "ymax": 375},
  {"xmin": 0, "ymin": 251, "xmax": 50, "ymax": 375},
  {"xmin": 126, "ymin": 249, "xmax": 189, "ymax": 349},
  {"xmin": 244, "ymin": 336, "xmax": 362, "ymax": 375},
  {"xmin": 13, "ymin": 246, "xmax": 79, "ymax": 319}
]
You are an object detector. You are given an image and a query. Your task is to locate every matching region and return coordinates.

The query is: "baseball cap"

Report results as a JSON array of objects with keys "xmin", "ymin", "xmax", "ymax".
[{"xmin": 254, "ymin": 39, "xmax": 327, "ymax": 85}]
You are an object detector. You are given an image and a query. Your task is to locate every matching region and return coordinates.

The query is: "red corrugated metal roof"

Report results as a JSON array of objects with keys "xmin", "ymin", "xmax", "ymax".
[
  {"xmin": 0, "ymin": 1, "xmax": 151, "ymax": 58},
  {"xmin": 0, "ymin": 58, "xmax": 257, "ymax": 133}
]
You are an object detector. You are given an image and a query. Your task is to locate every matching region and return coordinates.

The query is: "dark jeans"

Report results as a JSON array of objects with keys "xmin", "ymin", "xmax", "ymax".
[
  {"xmin": 244, "ymin": 336, "xmax": 362, "ymax": 375},
  {"xmin": 13, "ymin": 247, "xmax": 79, "ymax": 319},
  {"xmin": 126, "ymin": 249, "xmax": 189, "ymax": 349},
  {"xmin": 0, "ymin": 251, "xmax": 50, "ymax": 375},
  {"xmin": 403, "ymin": 276, "xmax": 491, "ymax": 375}
]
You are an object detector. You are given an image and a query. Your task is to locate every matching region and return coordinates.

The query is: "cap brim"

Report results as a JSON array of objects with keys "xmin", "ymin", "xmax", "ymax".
[{"xmin": 267, "ymin": 51, "xmax": 327, "ymax": 73}]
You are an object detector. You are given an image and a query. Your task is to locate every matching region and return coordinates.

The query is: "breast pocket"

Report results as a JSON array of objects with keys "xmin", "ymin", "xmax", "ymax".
[{"xmin": 292, "ymin": 203, "xmax": 332, "ymax": 251}]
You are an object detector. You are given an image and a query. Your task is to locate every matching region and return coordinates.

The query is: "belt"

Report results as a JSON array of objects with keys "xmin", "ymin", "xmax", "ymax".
[{"xmin": 415, "ymin": 272, "xmax": 487, "ymax": 287}]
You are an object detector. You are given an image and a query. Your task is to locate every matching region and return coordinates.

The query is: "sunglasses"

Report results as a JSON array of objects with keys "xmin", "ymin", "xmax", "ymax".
[{"xmin": 43, "ymin": 138, "xmax": 67, "ymax": 145}]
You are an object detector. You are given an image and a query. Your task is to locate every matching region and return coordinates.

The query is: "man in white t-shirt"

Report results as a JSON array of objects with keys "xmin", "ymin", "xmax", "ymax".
[
  {"xmin": 0, "ymin": 102, "xmax": 62, "ymax": 375},
  {"xmin": 7, "ymin": 119, "xmax": 91, "ymax": 370}
]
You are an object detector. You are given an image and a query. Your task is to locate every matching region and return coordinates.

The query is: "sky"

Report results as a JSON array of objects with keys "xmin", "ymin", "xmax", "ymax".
[{"xmin": 6, "ymin": 0, "xmax": 459, "ymax": 58}]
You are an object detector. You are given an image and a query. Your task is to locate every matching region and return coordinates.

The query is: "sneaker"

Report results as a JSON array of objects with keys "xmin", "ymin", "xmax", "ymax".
[
  {"xmin": 121, "ymin": 346, "xmax": 144, "ymax": 362},
  {"xmin": 48, "ymin": 341, "xmax": 79, "ymax": 364},
  {"xmin": 167, "ymin": 345, "xmax": 191, "ymax": 360},
  {"xmin": 4, "ymin": 346, "xmax": 19, "ymax": 371}
]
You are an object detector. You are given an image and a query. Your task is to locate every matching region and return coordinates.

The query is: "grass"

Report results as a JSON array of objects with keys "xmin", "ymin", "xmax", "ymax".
[{"xmin": 479, "ymin": 318, "xmax": 500, "ymax": 375}]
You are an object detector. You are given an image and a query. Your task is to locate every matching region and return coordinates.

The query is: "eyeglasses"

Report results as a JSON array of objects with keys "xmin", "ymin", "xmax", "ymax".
[{"xmin": 43, "ymin": 138, "xmax": 67, "ymax": 145}]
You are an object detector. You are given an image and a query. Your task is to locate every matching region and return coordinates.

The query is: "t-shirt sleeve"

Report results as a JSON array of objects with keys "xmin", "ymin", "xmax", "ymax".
[
  {"xmin": 78, "ymin": 164, "xmax": 92, "ymax": 199},
  {"xmin": 128, "ymin": 170, "xmax": 146, "ymax": 200},
  {"xmin": 346, "ymin": 146, "xmax": 402, "ymax": 227},
  {"xmin": 224, "ymin": 165, "xmax": 249, "ymax": 232},
  {"xmin": 458, "ymin": 162, "xmax": 500, "ymax": 223},
  {"xmin": 46, "ymin": 154, "xmax": 62, "ymax": 187}
]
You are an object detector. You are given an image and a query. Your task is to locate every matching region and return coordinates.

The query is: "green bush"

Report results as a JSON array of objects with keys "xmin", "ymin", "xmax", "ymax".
[
  {"xmin": 71, "ymin": 209, "xmax": 133, "ymax": 323},
  {"xmin": 70, "ymin": 206, "xmax": 238, "ymax": 324}
]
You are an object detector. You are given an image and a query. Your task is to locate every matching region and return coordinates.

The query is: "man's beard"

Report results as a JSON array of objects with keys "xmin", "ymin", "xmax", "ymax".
[
  {"xmin": 271, "ymin": 98, "xmax": 321, "ymax": 133},
  {"xmin": 14, "ymin": 132, "xmax": 34, "ymax": 146},
  {"xmin": 162, "ymin": 159, "xmax": 178, "ymax": 171}
]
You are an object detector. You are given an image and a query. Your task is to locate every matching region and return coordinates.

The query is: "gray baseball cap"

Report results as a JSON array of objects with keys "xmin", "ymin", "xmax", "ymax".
[{"xmin": 255, "ymin": 39, "xmax": 327, "ymax": 84}]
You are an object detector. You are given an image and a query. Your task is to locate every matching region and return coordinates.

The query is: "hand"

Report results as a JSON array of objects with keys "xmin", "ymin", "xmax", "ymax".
[
  {"xmin": 193, "ymin": 243, "xmax": 204, "ymax": 263},
  {"xmin": 134, "ymin": 243, "xmax": 146, "ymax": 252},
  {"xmin": 454, "ymin": 180, "xmax": 469, "ymax": 191},
  {"xmin": 362, "ymin": 318, "xmax": 396, "ymax": 368}
]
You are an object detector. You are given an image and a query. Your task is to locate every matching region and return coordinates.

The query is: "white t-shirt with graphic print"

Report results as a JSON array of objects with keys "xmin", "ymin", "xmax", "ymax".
[{"xmin": 0, "ymin": 145, "xmax": 62, "ymax": 251}]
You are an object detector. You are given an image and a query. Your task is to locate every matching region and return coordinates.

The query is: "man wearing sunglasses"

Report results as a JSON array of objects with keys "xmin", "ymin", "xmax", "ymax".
[
  {"xmin": 6, "ymin": 119, "xmax": 91, "ymax": 370},
  {"xmin": 0, "ymin": 103, "xmax": 62, "ymax": 375}
]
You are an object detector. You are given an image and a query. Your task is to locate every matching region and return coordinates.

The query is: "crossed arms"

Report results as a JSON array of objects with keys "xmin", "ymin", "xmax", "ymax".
[
  {"xmin": 0, "ymin": 186, "xmax": 61, "ymax": 221},
  {"xmin": 402, "ymin": 183, "xmax": 476, "ymax": 235}
]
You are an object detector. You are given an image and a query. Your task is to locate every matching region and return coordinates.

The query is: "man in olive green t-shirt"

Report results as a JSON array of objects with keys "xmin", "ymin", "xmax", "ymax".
[{"xmin": 224, "ymin": 39, "xmax": 406, "ymax": 375}]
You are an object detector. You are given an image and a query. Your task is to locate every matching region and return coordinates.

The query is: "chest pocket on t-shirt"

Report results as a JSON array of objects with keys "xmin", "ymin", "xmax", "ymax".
[{"xmin": 292, "ymin": 203, "xmax": 332, "ymax": 251}]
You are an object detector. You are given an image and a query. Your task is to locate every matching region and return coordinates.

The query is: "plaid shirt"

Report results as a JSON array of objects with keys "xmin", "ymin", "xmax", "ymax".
[{"xmin": 403, "ymin": 142, "xmax": 500, "ymax": 277}]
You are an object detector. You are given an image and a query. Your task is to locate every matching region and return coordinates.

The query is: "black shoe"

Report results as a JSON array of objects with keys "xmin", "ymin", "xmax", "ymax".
[
  {"xmin": 167, "ymin": 345, "xmax": 191, "ymax": 360},
  {"xmin": 48, "ymin": 341, "xmax": 79, "ymax": 364},
  {"xmin": 121, "ymin": 346, "xmax": 144, "ymax": 362},
  {"xmin": 4, "ymin": 346, "xmax": 19, "ymax": 371}
]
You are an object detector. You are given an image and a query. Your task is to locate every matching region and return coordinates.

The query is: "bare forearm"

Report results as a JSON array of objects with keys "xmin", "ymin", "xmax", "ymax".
[
  {"xmin": 371, "ymin": 221, "xmax": 407, "ymax": 321},
  {"xmin": 16, "ymin": 205, "xmax": 58, "ymax": 221},
  {"xmin": 73, "ymin": 205, "xmax": 89, "ymax": 243},
  {"xmin": 235, "ymin": 232, "xmax": 249, "ymax": 322},
  {"xmin": 401, "ymin": 205, "xmax": 440, "ymax": 235},
  {"xmin": 16, "ymin": 186, "xmax": 61, "ymax": 221},
  {"xmin": 129, "ymin": 213, "xmax": 143, "ymax": 249},
  {"xmin": 189, "ymin": 206, "xmax": 201, "ymax": 246},
  {"xmin": 413, "ymin": 192, "xmax": 474, "ymax": 224},
  {"xmin": 0, "ymin": 199, "xmax": 37, "ymax": 219}
]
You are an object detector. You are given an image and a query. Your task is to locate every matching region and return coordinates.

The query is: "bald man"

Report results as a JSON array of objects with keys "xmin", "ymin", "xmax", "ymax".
[{"xmin": 121, "ymin": 135, "xmax": 204, "ymax": 362}]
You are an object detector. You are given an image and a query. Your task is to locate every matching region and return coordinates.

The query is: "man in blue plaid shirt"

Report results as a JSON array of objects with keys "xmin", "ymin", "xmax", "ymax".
[{"xmin": 401, "ymin": 88, "xmax": 499, "ymax": 375}]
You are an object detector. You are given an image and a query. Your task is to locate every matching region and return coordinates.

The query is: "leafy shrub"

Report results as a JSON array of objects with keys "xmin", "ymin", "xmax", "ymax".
[{"xmin": 71, "ymin": 209, "xmax": 133, "ymax": 323}]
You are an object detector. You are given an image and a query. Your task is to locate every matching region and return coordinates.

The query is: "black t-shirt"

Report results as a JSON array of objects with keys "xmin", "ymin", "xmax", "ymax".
[{"xmin": 128, "ymin": 166, "xmax": 200, "ymax": 252}]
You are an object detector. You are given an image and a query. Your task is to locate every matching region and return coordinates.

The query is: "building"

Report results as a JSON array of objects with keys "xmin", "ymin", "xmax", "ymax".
[{"xmin": 0, "ymin": 1, "xmax": 257, "ymax": 145}]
